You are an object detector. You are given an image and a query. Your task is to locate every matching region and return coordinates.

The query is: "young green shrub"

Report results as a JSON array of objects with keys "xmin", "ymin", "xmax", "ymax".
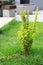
[{"xmin": 18, "ymin": 8, "xmax": 38, "ymax": 55}]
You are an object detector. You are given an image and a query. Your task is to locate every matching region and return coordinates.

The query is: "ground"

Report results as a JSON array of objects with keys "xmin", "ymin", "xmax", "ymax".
[{"xmin": 0, "ymin": 19, "xmax": 43, "ymax": 65}]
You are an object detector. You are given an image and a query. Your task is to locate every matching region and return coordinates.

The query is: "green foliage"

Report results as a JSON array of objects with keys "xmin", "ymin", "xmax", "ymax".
[
  {"xmin": 18, "ymin": 8, "xmax": 38, "ymax": 55},
  {"xmin": 4, "ymin": 0, "xmax": 14, "ymax": 5},
  {"xmin": 8, "ymin": 0, "xmax": 14, "ymax": 3},
  {"xmin": 0, "ymin": 19, "xmax": 43, "ymax": 65},
  {"xmin": 0, "ymin": 29, "xmax": 3, "ymax": 34}
]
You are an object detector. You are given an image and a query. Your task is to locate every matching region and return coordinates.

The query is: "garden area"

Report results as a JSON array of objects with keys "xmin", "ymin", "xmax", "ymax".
[{"xmin": 0, "ymin": 9, "xmax": 43, "ymax": 65}]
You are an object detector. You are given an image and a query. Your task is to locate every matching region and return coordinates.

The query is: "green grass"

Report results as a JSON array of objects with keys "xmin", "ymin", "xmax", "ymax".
[{"xmin": 0, "ymin": 19, "xmax": 43, "ymax": 65}]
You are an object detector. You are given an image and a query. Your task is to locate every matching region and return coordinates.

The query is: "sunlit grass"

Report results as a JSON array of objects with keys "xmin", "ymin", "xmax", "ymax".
[{"xmin": 0, "ymin": 20, "xmax": 43, "ymax": 65}]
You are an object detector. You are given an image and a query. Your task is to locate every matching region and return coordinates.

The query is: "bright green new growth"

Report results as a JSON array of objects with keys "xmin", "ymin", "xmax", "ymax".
[{"xmin": 18, "ymin": 8, "xmax": 38, "ymax": 55}]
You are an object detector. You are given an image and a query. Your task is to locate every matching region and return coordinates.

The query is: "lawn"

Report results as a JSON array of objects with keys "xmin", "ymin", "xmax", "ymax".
[{"xmin": 0, "ymin": 19, "xmax": 43, "ymax": 65}]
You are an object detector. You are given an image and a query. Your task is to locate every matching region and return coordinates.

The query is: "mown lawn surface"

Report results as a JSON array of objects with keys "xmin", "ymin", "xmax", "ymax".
[{"xmin": 0, "ymin": 19, "xmax": 43, "ymax": 65}]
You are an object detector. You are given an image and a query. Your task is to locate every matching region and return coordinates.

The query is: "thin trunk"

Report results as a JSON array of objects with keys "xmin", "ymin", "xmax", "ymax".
[{"xmin": 24, "ymin": 45, "xmax": 29, "ymax": 55}]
